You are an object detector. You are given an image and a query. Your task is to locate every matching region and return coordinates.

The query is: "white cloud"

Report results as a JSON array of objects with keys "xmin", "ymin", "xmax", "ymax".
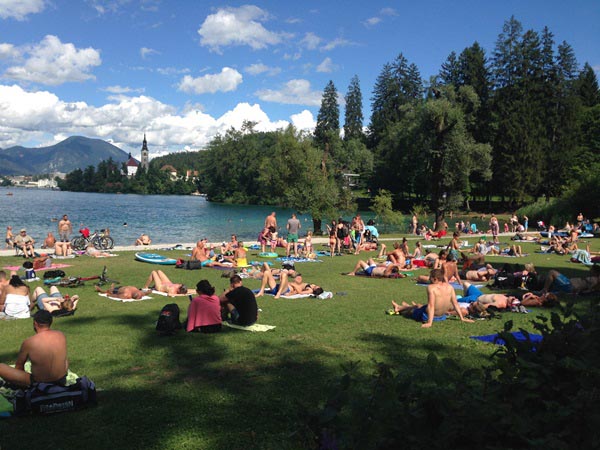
[
  {"xmin": 301, "ymin": 32, "xmax": 321, "ymax": 50},
  {"xmin": 140, "ymin": 47, "xmax": 160, "ymax": 59},
  {"xmin": 290, "ymin": 110, "xmax": 315, "ymax": 131},
  {"xmin": 102, "ymin": 85, "xmax": 145, "ymax": 94},
  {"xmin": 0, "ymin": 43, "xmax": 19, "ymax": 59},
  {"xmin": 321, "ymin": 38, "xmax": 352, "ymax": 51},
  {"xmin": 380, "ymin": 8, "xmax": 398, "ymax": 16},
  {"xmin": 3, "ymin": 35, "xmax": 101, "ymax": 85},
  {"xmin": 363, "ymin": 17, "xmax": 381, "ymax": 27},
  {"xmin": 364, "ymin": 8, "xmax": 397, "ymax": 27},
  {"xmin": 316, "ymin": 57, "xmax": 336, "ymax": 73},
  {"xmin": 255, "ymin": 79, "xmax": 322, "ymax": 106},
  {"xmin": 283, "ymin": 52, "xmax": 301, "ymax": 61},
  {"xmin": 0, "ymin": 0, "xmax": 46, "ymax": 20},
  {"xmin": 0, "ymin": 83, "xmax": 308, "ymax": 154},
  {"xmin": 177, "ymin": 67, "xmax": 243, "ymax": 94},
  {"xmin": 244, "ymin": 63, "xmax": 281, "ymax": 76},
  {"xmin": 198, "ymin": 5, "xmax": 283, "ymax": 53}
]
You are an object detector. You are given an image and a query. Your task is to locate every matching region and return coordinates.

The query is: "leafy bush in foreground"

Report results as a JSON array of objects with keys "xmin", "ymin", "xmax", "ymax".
[{"xmin": 302, "ymin": 298, "xmax": 600, "ymax": 450}]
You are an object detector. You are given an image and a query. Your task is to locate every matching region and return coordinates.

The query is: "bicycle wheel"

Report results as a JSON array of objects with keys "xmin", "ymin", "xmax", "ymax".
[
  {"xmin": 101, "ymin": 236, "xmax": 114, "ymax": 249},
  {"xmin": 71, "ymin": 237, "xmax": 86, "ymax": 251}
]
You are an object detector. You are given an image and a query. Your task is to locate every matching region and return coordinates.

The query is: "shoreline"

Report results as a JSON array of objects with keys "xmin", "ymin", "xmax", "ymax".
[{"xmin": 0, "ymin": 232, "xmax": 534, "ymax": 258}]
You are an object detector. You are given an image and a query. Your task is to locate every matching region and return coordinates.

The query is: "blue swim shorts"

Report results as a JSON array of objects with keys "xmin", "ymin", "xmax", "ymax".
[
  {"xmin": 459, "ymin": 285, "xmax": 484, "ymax": 303},
  {"xmin": 411, "ymin": 305, "xmax": 446, "ymax": 323}
]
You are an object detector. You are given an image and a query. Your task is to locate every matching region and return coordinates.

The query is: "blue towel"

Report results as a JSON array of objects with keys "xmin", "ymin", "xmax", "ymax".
[{"xmin": 470, "ymin": 331, "xmax": 543, "ymax": 348}]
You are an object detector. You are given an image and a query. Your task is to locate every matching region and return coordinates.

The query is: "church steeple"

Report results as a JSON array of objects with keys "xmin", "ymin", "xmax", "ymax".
[{"xmin": 140, "ymin": 133, "xmax": 149, "ymax": 171}]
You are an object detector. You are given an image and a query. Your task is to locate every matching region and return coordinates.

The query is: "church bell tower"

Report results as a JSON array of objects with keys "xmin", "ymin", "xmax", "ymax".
[{"xmin": 140, "ymin": 134, "xmax": 149, "ymax": 171}]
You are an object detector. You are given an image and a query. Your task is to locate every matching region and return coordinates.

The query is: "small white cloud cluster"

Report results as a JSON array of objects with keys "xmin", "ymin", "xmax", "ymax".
[
  {"xmin": 0, "ymin": 0, "xmax": 46, "ymax": 20},
  {"xmin": 198, "ymin": 5, "xmax": 284, "ymax": 53},
  {"xmin": 178, "ymin": 67, "xmax": 243, "ymax": 94},
  {"xmin": 1, "ymin": 35, "xmax": 101, "ymax": 85}
]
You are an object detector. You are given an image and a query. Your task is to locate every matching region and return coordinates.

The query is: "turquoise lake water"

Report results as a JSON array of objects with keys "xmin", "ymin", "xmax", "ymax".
[
  {"xmin": 0, "ymin": 188, "xmax": 492, "ymax": 246},
  {"xmin": 0, "ymin": 189, "xmax": 371, "ymax": 246}
]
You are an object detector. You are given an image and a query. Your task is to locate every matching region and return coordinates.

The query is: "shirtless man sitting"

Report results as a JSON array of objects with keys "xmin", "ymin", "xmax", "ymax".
[
  {"xmin": 390, "ymin": 269, "xmax": 473, "ymax": 328},
  {"xmin": 0, "ymin": 310, "xmax": 69, "ymax": 388},
  {"xmin": 143, "ymin": 270, "xmax": 189, "ymax": 296},
  {"xmin": 135, "ymin": 234, "xmax": 152, "ymax": 246},
  {"xmin": 95, "ymin": 284, "xmax": 146, "ymax": 300},
  {"xmin": 347, "ymin": 258, "xmax": 405, "ymax": 278}
]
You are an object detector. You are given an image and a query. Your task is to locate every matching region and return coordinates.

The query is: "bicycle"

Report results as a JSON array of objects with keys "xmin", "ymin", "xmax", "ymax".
[
  {"xmin": 71, "ymin": 228, "xmax": 114, "ymax": 251},
  {"xmin": 44, "ymin": 266, "xmax": 120, "ymax": 287}
]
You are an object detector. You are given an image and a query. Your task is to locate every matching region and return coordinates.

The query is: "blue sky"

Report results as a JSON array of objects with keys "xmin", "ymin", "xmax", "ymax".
[{"xmin": 0, "ymin": 0, "xmax": 598, "ymax": 157}]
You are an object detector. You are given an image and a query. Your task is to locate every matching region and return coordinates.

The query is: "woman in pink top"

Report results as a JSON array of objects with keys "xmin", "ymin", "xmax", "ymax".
[{"xmin": 186, "ymin": 280, "xmax": 222, "ymax": 333}]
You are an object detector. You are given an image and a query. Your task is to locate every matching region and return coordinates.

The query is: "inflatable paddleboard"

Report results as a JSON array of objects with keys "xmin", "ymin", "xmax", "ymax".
[
  {"xmin": 135, "ymin": 252, "xmax": 177, "ymax": 265},
  {"xmin": 258, "ymin": 252, "xmax": 279, "ymax": 258}
]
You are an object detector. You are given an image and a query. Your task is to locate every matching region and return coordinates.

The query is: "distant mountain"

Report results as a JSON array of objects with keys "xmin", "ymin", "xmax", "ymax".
[{"xmin": 0, "ymin": 136, "xmax": 131, "ymax": 176}]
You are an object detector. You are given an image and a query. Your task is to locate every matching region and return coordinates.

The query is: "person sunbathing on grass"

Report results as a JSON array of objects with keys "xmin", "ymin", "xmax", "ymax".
[
  {"xmin": 415, "ymin": 251, "xmax": 460, "ymax": 284},
  {"xmin": 390, "ymin": 268, "xmax": 473, "ymax": 328},
  {"xmin": 142, "ymin": 270, "xmax": 189, "ymax": 296},
  {"xmin": 86, "ymin": 244, "xmax": 113, "ymax": 258},
  {"xmin": 33, "ymin": 286, "xmax": 79, "ymax": 313},
  {"xmin": 256, "ymin": 266, "xmax": 323, "ymax": 298},
  {"xmin": 458, "ymin": 264, "xmax": 497, "ymax": 282},
  {"xmin": 346, "ymin": 258, "xmax": 406, "ymax": 278},
  {"xmin": 539, "ymin": 265, "xmax": 600, "ymax": 295},
  {"xmin": 95, "ymin": 284, "xmax": 146, "ymax": 300}
]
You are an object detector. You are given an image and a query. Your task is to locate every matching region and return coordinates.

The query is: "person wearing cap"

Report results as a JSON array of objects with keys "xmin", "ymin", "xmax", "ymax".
[
  {"xmin": 14, "ymin": 228, "xmax": 35, "ymax": 258},
  {"xmin": 0, "ymin": 310, "xmax": 69, "ymax": 388}
]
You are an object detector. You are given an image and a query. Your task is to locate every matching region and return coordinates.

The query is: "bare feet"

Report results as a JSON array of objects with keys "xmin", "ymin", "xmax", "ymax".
[
  {"xmin": 347, "ymin": 272, "xmax": 355, "ymax": 276},
  {"xmin": 255, "ymin": 290, "xmax": 264, "ymax": 298}
]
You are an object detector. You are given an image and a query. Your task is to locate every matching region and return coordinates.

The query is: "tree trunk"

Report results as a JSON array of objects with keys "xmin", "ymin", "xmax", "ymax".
[{"xmin": 312, "ymin": 218, "xmax": 323, "ymax": 235}]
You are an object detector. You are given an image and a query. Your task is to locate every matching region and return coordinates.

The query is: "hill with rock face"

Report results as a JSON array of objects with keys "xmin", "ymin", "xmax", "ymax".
[{"xmin": 0, "ymin": 136, "xmax": 130, "ymax": 175}]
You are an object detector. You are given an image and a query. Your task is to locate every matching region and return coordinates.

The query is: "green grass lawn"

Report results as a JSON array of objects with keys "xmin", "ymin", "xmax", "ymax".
[{"xmin": 1, "ymin": 235, "xmax": 598, "ymax": 450}]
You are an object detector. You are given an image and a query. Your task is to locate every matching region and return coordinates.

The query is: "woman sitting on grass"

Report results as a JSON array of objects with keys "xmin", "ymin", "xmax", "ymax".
[{"xmin": 186, "ymin": 280, "xmax": 221, "ymax": 333}]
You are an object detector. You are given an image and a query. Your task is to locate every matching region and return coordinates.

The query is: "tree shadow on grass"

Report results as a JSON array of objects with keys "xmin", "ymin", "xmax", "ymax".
[{"xmin": 2, "ymin": 312, "xmax": 342, "ymax": 450}]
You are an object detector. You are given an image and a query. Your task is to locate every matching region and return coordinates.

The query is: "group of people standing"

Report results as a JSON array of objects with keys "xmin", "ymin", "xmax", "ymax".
[{"xmin": 5, "ymin": 214, "xmax": 74, "ymax": 257}]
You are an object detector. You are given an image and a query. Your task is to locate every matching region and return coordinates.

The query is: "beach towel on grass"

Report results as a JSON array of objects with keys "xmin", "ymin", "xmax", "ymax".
[
  {"xmin": 276, "ymin": 257, "xmax": 323, "ymax": 263},
  {"xmin": 98, "ymin": 293, "xmax": 152, "ymax": 302},
  {"xmin": 253, "ymin": 289, "xmax": 333, "ymax": 299},
  {"xmin": 470, "ymin": 331, "xmax": 543, "ymax": 348},
  {"xmin": 150, "ymin": 290, "xmax": 191, "ymax": 297},
  {"xmin": 3, "ymin": 263, "xmax": 72, "ymax": 272},
  {"xmin": 223, "ymin": 322, "xmax": 276, "ymax": 332}
]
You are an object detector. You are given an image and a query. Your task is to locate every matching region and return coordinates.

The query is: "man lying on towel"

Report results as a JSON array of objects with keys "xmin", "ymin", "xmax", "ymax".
[
  {"xmin": 0, "ymin": 310, "xmax": 68, "ymax": 388},
  {"xmin": 390, "ymin": 269, "xmax": 473, "ymax": 328}
]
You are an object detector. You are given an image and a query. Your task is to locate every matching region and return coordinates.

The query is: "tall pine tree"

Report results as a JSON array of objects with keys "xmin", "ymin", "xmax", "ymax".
[{"xmin": 343, "ymin": 75, "xmax": 365, "ymax": 141}]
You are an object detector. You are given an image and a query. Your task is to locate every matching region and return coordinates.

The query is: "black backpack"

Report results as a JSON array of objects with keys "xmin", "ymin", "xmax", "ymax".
[
  {"xmin": 490, "ymin": 270, "xmax": 521, "ymax": 289},
  {"xmin": 43, "ymin": 270, "xmax": 66, "ymax": 279},
  {"xmin": 156, "ymin": 304, "xmax": 182, "ymax": 335}
]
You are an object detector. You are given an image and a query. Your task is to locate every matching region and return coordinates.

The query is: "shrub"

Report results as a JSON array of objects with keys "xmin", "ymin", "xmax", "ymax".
[{"xmin": 303, "ymin": 298, "xmax": 600, "ymax": 450}]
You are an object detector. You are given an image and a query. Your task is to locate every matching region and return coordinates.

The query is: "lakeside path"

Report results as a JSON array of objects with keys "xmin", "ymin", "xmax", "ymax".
[{"xmin": 0, "ymin": 232, "xmax": 528, "ymax": 258}]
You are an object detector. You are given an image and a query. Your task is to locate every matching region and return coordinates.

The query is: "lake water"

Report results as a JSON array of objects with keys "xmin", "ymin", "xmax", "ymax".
[
  {"xmin": 0, "ymin": 189, "xmax": 374, "ymax": 246},
  {"xmin": 0, "ymin": 188, "xmax": 492, "ymax": 246}
]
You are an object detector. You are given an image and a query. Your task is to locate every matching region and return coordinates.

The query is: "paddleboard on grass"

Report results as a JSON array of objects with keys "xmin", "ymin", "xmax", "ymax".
[
  {"xmin": 258, "ymin": 252, "xmax": 279, "ymax": 258},
  {"xmin": 135, "ymin": 252, "xmax": 177, "ymax": 265}
]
